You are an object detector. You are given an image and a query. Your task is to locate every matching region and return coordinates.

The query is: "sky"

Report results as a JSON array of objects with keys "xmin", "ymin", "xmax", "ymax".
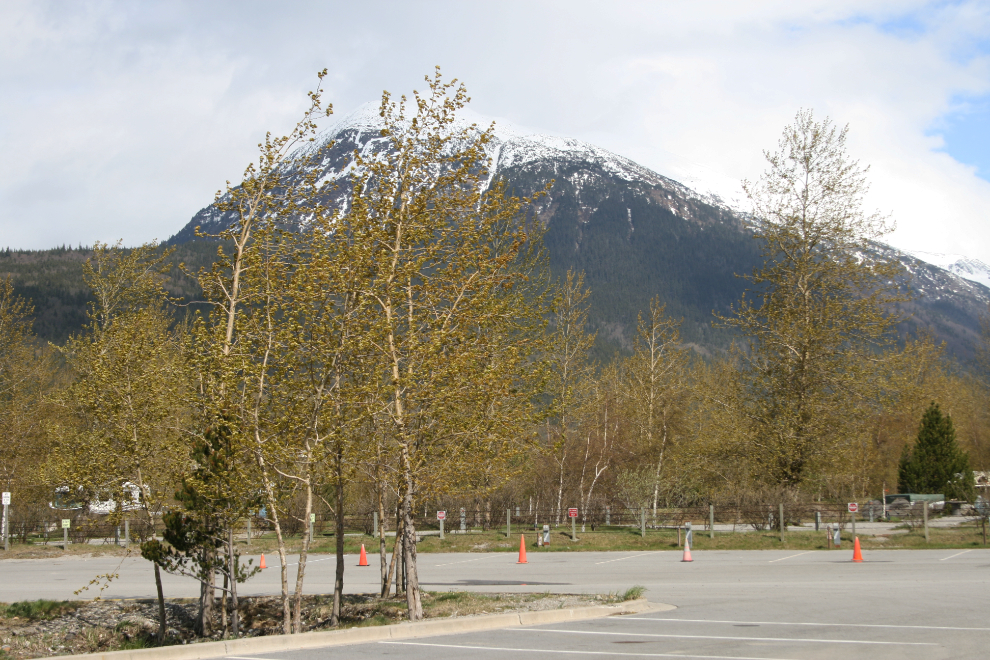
[{"xmin": 1, "ymin": 0, "xmax": 989, "ymax": 263}]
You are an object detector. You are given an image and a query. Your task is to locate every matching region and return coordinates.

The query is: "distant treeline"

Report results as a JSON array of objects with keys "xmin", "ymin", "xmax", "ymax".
[{"xmin": 0, "ymin": 241, "xmax": 225, "ymax": 343}]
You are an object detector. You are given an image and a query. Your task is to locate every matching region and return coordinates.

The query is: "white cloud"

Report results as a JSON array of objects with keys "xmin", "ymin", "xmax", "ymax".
[{"xmin": 0, "ymin": 0, "xmax": 988, "ymax": 263}]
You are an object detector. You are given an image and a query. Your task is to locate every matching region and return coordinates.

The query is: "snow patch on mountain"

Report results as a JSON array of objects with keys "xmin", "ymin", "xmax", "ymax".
[
  {"xmin": 313, "ymin": 103, "xmax": 737, "ymax": 214},
  {"xmin": 906, "ymin": 251, "xmax": 990, "ymax": 290}
]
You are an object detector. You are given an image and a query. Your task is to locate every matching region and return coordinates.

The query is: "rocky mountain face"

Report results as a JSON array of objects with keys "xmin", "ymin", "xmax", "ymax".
[{"xmin": 169, "ymin": 105, "xmax": 989, "ymax": 363}]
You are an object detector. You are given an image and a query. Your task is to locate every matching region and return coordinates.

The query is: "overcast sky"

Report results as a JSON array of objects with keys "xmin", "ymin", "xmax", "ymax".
[{"xmin": 2, "ymin": 1, "xmax": 989, "ymax": 262}]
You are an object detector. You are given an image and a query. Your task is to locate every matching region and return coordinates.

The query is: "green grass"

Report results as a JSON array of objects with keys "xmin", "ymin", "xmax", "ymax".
[
  {"xmin": 621, "ymin": 586, "xmax": 646, "ymax": 601},
  {"xmin": 0, "ymin": 600, "xmax": 83, "ymax": 620}
]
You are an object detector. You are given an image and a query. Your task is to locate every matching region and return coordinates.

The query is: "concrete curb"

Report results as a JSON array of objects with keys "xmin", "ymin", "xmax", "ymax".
[{"xmin": 57, "ymin": 599, "xmax": 674, "ymax": 660}]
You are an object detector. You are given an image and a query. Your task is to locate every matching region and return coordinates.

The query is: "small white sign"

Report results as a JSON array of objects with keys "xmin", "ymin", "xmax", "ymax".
[
  {"xmin": 61, "ymin": 519, "xmax": 70, "ymax": 529},
  {"xmin": 437, "ymin": 511, "xmax": 446, "ymax": 520},
  {"xmin": 847, "ymin": 502, "xmax": 859, "ymax": 513},
  {"xmin": 309, "ymin": 513, "xmax": 316, "ymax": 523},
  {"xmin": 1, "ymin": 492, "xmax": 9, "ymax": 506}
]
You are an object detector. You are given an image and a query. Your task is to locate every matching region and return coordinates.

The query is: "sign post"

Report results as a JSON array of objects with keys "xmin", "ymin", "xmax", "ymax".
[
  {"xmin": 506, "ymin": 508, "xmax": 511, "ymax": 538},
  {"xmin": 437, "ymin": 511, "xmax": 445, "ymax": 540},
  {"xmin": 779, "ymin": 503, "xmax": 785, "ymax": 543},
  {"xmin": 848, "ymin": 502, "xmax": 858, "ymax": 538},
  {"xmin": 2, "ymin": 492, "xmax": 9, "ymax": 552},
  {"xmin": 460, "ymin": 507, "xmax": 466, "ymax": 532},
  {"xmin": 568, "ymin": 508, "xmax": 578, "ymax": 541},
  {"xmin": 309, "ymin": 513, "xmax": 315, "ymax": 544},
  {"xmin": 62, "ymin": 518, "xmax": 70, "ymax": 551}
]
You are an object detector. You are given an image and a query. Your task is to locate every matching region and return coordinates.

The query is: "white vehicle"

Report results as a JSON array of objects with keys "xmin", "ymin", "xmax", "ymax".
[{"xmin": 51, "ymin": 482, "xmax": 143, "ymax": 514}]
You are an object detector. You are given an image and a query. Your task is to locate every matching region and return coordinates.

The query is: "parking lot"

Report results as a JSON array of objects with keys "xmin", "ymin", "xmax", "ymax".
[{"xmin": 3, "ymin": 547, "xmax": 988, "ymax": 658}]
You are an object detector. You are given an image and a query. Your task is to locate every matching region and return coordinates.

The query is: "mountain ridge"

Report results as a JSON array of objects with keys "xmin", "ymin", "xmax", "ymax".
[{"xmin": 166, "ymin": 106, "xmax": 990, "ymax": 362}]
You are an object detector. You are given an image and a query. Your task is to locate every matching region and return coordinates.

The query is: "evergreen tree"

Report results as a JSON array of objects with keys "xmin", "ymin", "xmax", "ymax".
[{"xmin": 898, "ymin": 402, "xmax": 974, "ymax": 500}]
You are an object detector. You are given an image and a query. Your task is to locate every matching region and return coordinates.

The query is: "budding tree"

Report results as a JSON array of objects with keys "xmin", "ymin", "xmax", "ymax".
[{"xmin": 720, "ymin": 110, "xmax": 904, "ymax": 489}]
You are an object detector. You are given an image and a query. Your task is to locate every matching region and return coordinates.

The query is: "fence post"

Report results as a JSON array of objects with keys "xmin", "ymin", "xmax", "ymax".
[
  {"xmin": 640, "ymin": 507, "xmax": 646, "ymax": 538},
  {"xmin": 373, "ymin": 511, "xmax": 378, "ymax": 537},
  {"xmin": 922, "ymin": 501, "xmax": 929, "ymax": 543},
  {"xmin": 779, "ymin": 503, "xmax": 785, "ymax": 543},
  {"xmin": 506, "ymin": 509, "xmax": 511, "ymax": 538},
  {"xmin": 709, "ymin": 504, "xmax": 715, "ymax": 539}
]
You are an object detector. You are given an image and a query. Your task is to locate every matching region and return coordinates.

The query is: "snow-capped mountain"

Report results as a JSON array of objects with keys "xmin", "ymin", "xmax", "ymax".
[
  {"xmin": 169, "ymin": 105, "xmax": 990, "ymax": 361},
  {"xmin": 906, "ymin": 251, "xmax": 990, "ymax": 291}
]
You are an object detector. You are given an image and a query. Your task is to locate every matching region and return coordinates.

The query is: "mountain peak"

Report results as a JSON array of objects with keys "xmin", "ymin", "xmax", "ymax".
[{"xmin": 906, "ymin": 250, "xmax": 990, "ymax": 290}]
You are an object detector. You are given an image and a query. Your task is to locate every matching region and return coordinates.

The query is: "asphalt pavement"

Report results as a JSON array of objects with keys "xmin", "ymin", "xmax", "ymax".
[{"xmin": 3, "ymin": 547, "xmax": 988, "ymax": 658}]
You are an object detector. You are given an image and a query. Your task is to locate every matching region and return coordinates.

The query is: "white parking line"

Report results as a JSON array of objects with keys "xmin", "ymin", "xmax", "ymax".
[
  {"xmin": 381, "ymin": 641, "xmax": 800, "ymax": 659},
  {"xmin": 434, "ymin": 556, "xmax": 494, "ymax": 567},
  {"xmin": 623, "ymin": 617, "xmax": 990, "ymax": 631},
  {"xmin": 271, "ymin": 556, "xmax": 337, "ymax": 568},
  {"xmin": 595, "ymin": 552, "xmax": 656, "ymax": 565},
  {"xmin": 520, "ymin": 628, "xmax": 936, "ymax": 646},
  {"xmin": 940, "ymin": 549, "xmax": 973, "ymax": 561},
  {"xmin": 768, "ymin": 551, "xmax": 814, "ymax": 563}
]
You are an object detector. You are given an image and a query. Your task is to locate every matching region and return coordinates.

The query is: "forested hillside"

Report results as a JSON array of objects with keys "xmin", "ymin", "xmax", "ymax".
[{"xmin": 0, "ymin": 241, "xmax": 222, "ymax": 342}]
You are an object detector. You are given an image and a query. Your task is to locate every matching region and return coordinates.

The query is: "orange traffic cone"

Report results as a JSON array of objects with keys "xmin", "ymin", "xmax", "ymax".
[
  {"xmin": 259, "ymin": 553, "xmax": 266, "ymax": 570},
  {"xmin": 682, "ymin": 539, "xmax": 693, "ymax": 562},
  {"xmin": 358, "ymin": 544, "xmax": 369, "ymax": 566},
  {"xmin": 517, "ymin": 535, "xmax": 528, "ymax": 564},
  {"xmin": 852, "ymin": 537, "xmax": 863, "ymax": 563}
]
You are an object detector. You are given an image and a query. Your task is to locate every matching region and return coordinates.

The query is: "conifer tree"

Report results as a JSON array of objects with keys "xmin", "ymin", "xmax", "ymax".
[{"xmin": 898, "ymin": 402, "xmax": 974, "ymax": 500}]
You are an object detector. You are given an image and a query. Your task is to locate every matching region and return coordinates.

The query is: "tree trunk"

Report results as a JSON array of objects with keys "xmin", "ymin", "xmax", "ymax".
[
  {"xmin": 197, "ymin": 554, "xmax": 215, "ymax": 637},
  {"xmin": 221, "ymin": 572, "xmax": 228, "ymax": 636},
  {"xmin": 228, "ymin": 526, "xmax": 239, "ymax": 637},
  {"xmin": 377, "ymin": 471, "xmax": 388, "ymax": 595},
  {"xmin": 382, "ymin": 513, "xmax": 402, "ymax": 598},
  {"xmin": 292, "ymin": 479, "xmax": 313, "ymax": 633},
  {"xmin": 257, "ymin": 457, "xmax": 291, "ymax": 635},
  {"xmin": 331, "ymin": 452, "xmax": 346, "ymax": 625},
  {"xmin": 399, "ymin": 443, "xmax": 422, "ymax": 619},
  {"xmin": 154, "ymin": 563, "xmax": 166, "ymax": 643},
  {"xmin": 400, "ymin": 498, "xmax": 422, "ymax": 619}
]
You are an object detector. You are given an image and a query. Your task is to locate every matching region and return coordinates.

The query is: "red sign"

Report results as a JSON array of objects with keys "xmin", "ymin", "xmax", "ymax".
[
  {"xmin": 568, "ymin": 508, "xmax": 578, "ymax": 518},
  {"xmin": 847, "ymin": 502, "xmax": 859, "ymax": 513},
  {"xmin": 437, "ymin": 511, "xmax": 446, "ymax": 520}
]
